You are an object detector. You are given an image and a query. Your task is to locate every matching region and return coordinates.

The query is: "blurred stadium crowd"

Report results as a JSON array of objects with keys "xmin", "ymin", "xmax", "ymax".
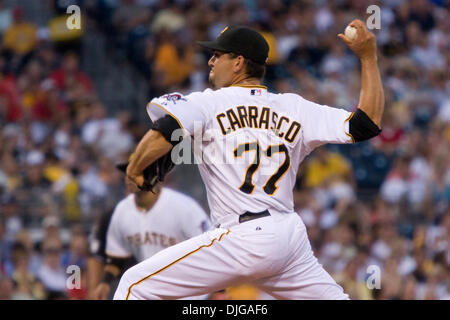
[{"xmin": 0, "ymin": 0, "xmax": 449, "ymax": 300}]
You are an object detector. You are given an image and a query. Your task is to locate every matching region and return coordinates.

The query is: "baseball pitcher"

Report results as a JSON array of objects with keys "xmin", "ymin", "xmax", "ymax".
[{"xmin": 114, "ymin": 20, "xmax": 384, "ymax": 300}]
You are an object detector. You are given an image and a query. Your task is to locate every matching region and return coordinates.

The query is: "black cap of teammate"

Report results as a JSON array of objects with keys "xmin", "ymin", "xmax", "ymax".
[{"xmin": 197, "ymin": 26, "xmax": 269, "ymax": 65}]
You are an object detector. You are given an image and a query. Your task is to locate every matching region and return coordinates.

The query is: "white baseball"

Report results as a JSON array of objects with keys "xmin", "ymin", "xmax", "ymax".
[{"xmin": 345, "ymin": 25, "xmax": 357, "ymax": 40}]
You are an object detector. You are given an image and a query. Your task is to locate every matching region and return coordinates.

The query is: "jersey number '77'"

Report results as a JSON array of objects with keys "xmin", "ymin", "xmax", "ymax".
[{"xmin": 233, "ymin": 142, "xmax": 290, "ymax": 196}]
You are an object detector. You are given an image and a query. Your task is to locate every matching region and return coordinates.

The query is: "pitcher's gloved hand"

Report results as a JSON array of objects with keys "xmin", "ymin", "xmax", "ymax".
[{"xmin": 116, "ymin": 153, "xmax": 175, "ymax": 193}]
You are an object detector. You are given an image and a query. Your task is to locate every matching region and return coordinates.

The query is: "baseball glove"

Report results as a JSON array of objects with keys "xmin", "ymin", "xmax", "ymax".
[{"xmin": 116, "ymin": 152, "xmax": 175, "ymax": 192}]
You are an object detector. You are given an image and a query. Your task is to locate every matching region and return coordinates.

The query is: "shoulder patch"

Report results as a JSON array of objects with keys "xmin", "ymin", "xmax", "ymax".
[{"xmin": 161, "ymin": 93, "xmax": 187, "ymax": 105}]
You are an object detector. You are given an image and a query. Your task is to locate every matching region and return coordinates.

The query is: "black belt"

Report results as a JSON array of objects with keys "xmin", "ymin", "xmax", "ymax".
[{"xmin": 239, "ymin": 209, "xmax": 270, "ymax": 223}]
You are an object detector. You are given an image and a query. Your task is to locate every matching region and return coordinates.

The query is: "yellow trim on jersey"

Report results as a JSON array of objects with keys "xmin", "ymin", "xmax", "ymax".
[
  {"xmin": 125, "ymin": 229, "xmax": 231, "ymax": 300},
  {"xmin": 147, "ymin": 101, "xmax": 185, "ymax": 132},
  {"xmin": 230, "ymin": 84, "xmax": 268, "ymax": 90},
  {"xmin": 344, "ymin": 112, "xmax": 355, "ymax": 143}
]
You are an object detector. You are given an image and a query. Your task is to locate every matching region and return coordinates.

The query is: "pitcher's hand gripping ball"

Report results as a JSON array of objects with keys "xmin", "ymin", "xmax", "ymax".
[{"xmin": 344, "ymin": 25, "xmax": 357, "ymax": 40}]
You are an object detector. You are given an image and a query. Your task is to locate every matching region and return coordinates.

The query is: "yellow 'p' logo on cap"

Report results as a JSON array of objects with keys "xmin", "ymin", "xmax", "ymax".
[{"xmin": 220, "ymin": 26, "xmax": 229, "ymax": 35}]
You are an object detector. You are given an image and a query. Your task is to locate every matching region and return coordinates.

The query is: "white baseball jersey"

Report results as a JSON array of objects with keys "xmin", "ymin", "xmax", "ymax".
[
  {"xmin": 114, "ymin": 84, "xmax": 351, "ymax": 300},
  {"xmin": 147, "ymin": 85, "xmax": 353, "ymax": 225},
  {"xmin": 106, "ymin": 187, "xmax": 210, "ymax": 262}
]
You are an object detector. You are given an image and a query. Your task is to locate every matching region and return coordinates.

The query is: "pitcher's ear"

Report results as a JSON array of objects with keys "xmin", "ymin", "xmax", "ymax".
[{"xmin": 233, "ymin": 55, "xmax": 246, "ymax": 73}]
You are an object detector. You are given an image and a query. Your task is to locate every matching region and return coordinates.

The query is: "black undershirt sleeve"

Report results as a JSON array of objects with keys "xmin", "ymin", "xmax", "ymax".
[
  {"xmin": 151, "ymin": 115, "xmax": 183, "ymax": 147},
  {"xmin": 348, "ymin": 109, "xmax": 382, "ymax": 142},
  {"xmin": 105, "ymin": 256, "xmax": 129, "ymax": 271},
  {"xmin": 101, "ymin": 256, "xmax": 131, "ymax": 284}
]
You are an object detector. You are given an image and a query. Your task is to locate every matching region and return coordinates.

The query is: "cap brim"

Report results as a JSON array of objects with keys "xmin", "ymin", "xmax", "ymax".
[{"xmin": 197, "ymin": 40, "xmax": 230, "ymax": 52}]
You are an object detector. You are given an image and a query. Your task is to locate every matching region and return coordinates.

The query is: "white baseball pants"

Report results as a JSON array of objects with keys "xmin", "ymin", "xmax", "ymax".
[{"xmin": 113, "ymin": 211, "xmax": 349, "ymax": 300}]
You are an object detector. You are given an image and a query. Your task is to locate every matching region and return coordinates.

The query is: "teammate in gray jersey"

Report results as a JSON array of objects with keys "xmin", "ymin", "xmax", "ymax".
[{"xmin": 93, "ymin": 178, "xmax": 210, "ymax": 299}]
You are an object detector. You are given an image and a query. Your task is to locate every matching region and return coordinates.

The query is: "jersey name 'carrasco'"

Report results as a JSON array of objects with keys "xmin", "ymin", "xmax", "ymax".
[{"xmin": 215, "ymin": 105, "xmax": 301, "ymax": 143}]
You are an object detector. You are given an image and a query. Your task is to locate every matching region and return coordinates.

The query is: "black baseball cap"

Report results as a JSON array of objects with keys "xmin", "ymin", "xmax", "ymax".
[{"xmin": 197, "ymin": 26, "xmax": 269, "ymax": 65}]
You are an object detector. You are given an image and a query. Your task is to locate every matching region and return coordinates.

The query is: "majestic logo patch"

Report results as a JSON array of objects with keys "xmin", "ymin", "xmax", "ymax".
[
  {"xmin": 162, "ymin": 93, "xmax": 187, "ymax": 105},
  {"xmin": 201, "ymin": 220, "xmax": 209, "ymax": 232}
]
